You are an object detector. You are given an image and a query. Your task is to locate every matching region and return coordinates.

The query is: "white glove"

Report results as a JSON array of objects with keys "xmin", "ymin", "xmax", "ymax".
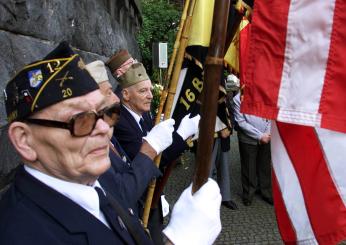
[
  {"xmin": 176, "ymin": 113, "xmax": 201, "ymax": 140},
  {"xmin": 143, "ymin": 119, "xmax": 175, "ymax": 154},
  {"xmin": 163, "ymin": 178, "xmax": 222, "ymax": 245}
]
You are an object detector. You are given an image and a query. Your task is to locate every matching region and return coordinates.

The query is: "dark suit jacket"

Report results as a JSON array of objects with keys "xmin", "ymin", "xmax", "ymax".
[
  {"xmin": 109, "ymin": 136, "xmax": 132, "ymax": 172},
  {"xmin": 109, "ymin": 136, "xmax": 164, "ymax": 244},
  {"xmin": 114, "ymin": 104, "xmax": 188, "ymax": 169},
  {"xmin": 107, "ymin": 137, "xmax": 161, "ymax": 210},
  {"xmin": 0, "ymin": 159, "xmax": 158, "ymax": 245},
  {"xmin": 114, "ymin": 105, "xmax": 153, "ymax": 160}
]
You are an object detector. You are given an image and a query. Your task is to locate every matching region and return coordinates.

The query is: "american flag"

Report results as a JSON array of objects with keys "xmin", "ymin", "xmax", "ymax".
[{"xmin": 241, "ymin": 1, "xmax": 346, "ymax": 244}]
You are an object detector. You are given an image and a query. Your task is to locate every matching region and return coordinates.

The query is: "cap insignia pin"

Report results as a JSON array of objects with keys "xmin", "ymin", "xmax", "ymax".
[{"xmin": 28, "ymin": 69, "xmax": 43, "ymax": 88}]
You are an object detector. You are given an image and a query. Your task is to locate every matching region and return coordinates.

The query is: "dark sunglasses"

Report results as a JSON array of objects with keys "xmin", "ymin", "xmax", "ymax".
[{"xmin": 24, "ymin": 103, "xmax": 121, "ymax": 137}]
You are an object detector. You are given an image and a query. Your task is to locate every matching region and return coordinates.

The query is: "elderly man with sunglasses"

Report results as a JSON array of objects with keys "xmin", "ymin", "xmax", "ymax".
[{"xmin": 0, "ymin": 42, "xmax": 221, "ymax": 245}]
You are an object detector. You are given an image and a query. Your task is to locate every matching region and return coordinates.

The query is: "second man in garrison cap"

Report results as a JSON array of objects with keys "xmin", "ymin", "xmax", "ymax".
[{"xmin": 106, "ymin": 52, "xmax": 200, "ymax": 163}]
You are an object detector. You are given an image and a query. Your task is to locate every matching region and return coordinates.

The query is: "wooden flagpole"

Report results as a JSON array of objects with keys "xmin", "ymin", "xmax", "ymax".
[
  {"xmin": 192, "ymin": 0, "xmax": 231, "ymax": 193},
  {"xmin": 142, "ymin": 0, "xmax": 197, "ymax": 228}
]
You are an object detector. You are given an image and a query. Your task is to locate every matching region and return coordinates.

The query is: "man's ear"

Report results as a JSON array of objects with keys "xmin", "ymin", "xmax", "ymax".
[
  {"xmin": 122, "ymin": 88, "xmax": 130, "ymax": 102},
  {"xmin": 8, "ymin": 122, "xmax": 37, "ymax": 162}
]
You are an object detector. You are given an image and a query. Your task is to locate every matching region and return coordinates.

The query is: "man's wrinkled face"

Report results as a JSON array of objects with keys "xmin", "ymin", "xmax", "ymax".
[
  {"xmin": 28, "ymin": 90, "xmax": 113, "ymax": 185},
  {"xmin": 99, "ymin": 81, "xmax": 120, "ymax": 138},
  {"xmin": 123, "ymin": 79, "xmax": 153, "ymax": 115}
]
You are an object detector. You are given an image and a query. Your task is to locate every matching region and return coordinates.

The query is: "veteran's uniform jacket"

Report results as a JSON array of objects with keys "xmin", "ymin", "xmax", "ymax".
[
  {"xmin": 114, "ymin": 104, "xmax": 188, "ymax": 169},
  {"xmin": 0, "ymin": 152, "xmax": 159, "ymax": 245}
]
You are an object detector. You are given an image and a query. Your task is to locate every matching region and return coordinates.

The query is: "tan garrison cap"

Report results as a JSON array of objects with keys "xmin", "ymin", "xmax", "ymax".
[
  {"xmin": 106, "ymin": 49, "xmax": 132, "ymax": 74},
  {"xmin": 85, "ymin": 60, "xmax": 109, "ymax": 84},
  {"xmin": 117, "ymin": 63, "xmax": 150, "ymax": 88}
]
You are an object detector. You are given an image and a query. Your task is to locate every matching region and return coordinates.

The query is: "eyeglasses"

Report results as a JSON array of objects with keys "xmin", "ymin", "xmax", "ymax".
[{"xmin": 24, "ymin": 103, "xmax": 121, "ymax": 137}]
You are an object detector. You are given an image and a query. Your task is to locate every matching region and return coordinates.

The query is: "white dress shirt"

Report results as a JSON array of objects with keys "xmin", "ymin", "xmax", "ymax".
[
  {"xmin": 233, "ymin": 93, "xmax": 271, "ymax": 140},
  {"xmin": 24, "ymin": 165, "xmax": 111, "ymax": 228},
  {"xmin": 123, "ymin": 104, "xmax": 145, "ymax": 131}
]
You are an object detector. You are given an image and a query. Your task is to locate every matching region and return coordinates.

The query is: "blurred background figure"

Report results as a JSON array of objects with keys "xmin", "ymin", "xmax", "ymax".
[{"xmin": 233, "ymin": 92, "xmax": 272, "ymax": 206}]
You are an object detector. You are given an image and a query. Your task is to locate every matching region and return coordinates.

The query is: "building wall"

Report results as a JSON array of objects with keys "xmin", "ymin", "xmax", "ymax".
[{"xmin": 0, "ymin": 0, "xmax": 143, "ymax": 193}]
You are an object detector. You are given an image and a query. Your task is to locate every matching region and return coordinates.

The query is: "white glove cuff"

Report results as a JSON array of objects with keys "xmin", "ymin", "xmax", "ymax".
[
  {"xmin": 143, "ymin": 136, "xmax": 160, "ymax": 154},
  {"xmin": 163, "ymin": 179, "xmax": 222, "ymax": 245},
  {"xmin": 176, "ymin": 127, "xmax": 188, "ymax": 141},
  {"xmin": 162, "ymin": 227, "xmax": 178, "ymax": 245}
]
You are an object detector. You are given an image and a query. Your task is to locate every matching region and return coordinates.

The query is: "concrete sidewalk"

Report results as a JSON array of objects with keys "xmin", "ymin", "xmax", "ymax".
[{"xmin": 163, "ymin": 134, "xmax": 283, "ymax": 244}]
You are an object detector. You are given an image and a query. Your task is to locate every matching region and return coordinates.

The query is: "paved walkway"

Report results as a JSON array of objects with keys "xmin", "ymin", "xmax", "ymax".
[{"xmin": 163, "ymin": 134, "xmax": 283, "ymax": 244}]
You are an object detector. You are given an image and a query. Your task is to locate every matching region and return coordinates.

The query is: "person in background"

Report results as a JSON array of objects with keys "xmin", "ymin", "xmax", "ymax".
[
  {"xmin": 106, "ymin": 49, "xmax": 135, "ymax": 100},
  {"xmin": 209, "ymin": 76, "xmax": 238, "ymax": 210},
  {"xmin": 107, "ymin": 49, "xmax": 136, "ymax": 79},
  {"xmin": 210, "ymin": 127, "xmax": 238, "ymax": 210},
  {"xmin": 233, "ymin": 92, "xmax": 273, "ymax": 206}
]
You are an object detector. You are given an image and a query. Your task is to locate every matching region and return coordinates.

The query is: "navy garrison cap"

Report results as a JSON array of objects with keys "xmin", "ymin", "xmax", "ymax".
[{"xmin": 3, "ymin": 41, "xmax": 99, "ymax": 123}]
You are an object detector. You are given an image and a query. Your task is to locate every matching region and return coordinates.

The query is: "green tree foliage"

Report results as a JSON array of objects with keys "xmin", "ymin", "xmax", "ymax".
[{"xmin": 137, "ymin": 0, "xmax": 181, "ymax": 81}]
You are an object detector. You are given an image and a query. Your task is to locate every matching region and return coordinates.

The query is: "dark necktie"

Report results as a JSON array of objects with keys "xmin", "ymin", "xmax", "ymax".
[
  {"xmin": 139, "ymin": 118, "xmax": 147, "ymax": 136},
  {"xmin": 95, "ymin": 187, "xmax": 149, "ymax": 244},
  {"xmin": 95, "ymin": 187, "xmax": 125, "ymax": 232}
]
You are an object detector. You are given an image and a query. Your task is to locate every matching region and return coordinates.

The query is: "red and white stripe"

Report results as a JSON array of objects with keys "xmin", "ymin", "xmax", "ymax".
[
  {"xmin": 242, "ymin": 0, "xmax": 346, "ymax": 134},
  {"xmin": 272, "ymin": 122, "xmax": 346, "ymax": 244},
  {"xmin": 240, "ymin": 1, "xmax": 346, "ymax": 243}
]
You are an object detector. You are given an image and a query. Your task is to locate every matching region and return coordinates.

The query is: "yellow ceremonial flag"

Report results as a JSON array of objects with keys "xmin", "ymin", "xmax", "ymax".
[
  {"xmin": 224, "ymin": 18, "xmax": 250, "ymax": 73},
  {"xmin": 188, "ymin": 0, "xmax": 215, "ymax": 47}
]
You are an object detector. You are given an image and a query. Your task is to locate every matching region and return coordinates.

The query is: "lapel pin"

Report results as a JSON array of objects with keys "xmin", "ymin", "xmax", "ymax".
[{"xmin": 117, "ymin": 216, "xmax": 127, "ymax": 230}]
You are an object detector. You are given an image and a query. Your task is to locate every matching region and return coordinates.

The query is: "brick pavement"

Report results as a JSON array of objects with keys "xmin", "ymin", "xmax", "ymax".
[{"xmin": 163, "ymin": 134, "xmax": 283, "ymax": 244}]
